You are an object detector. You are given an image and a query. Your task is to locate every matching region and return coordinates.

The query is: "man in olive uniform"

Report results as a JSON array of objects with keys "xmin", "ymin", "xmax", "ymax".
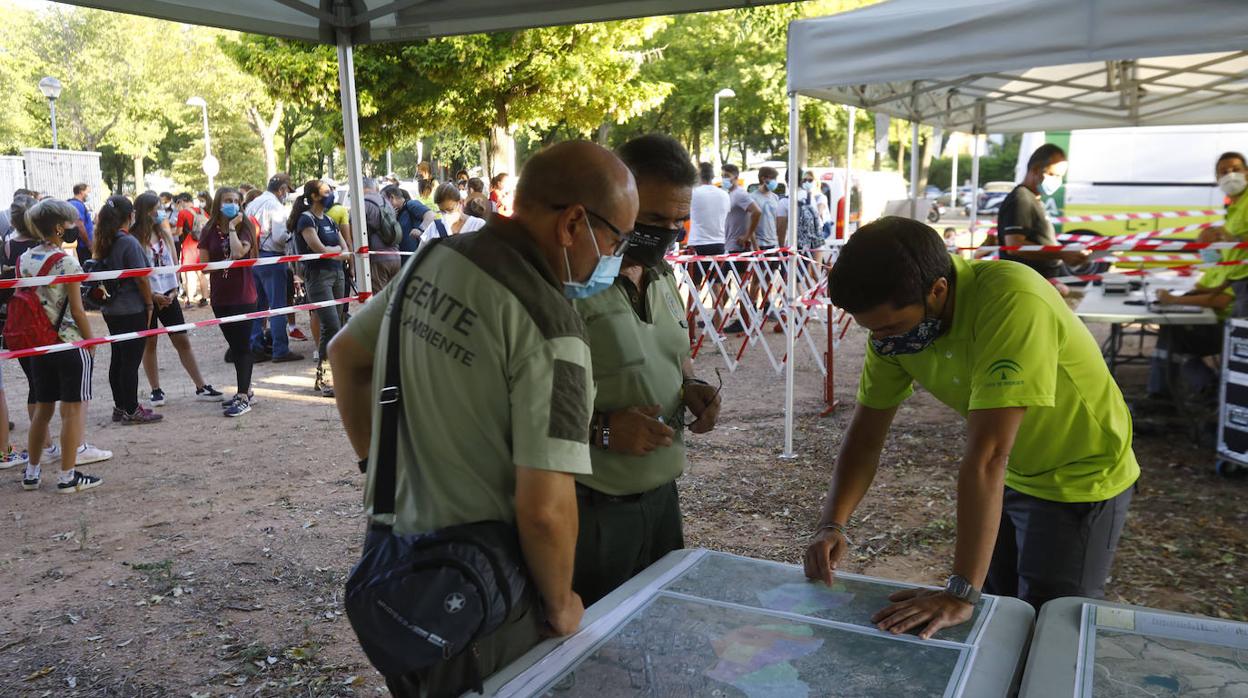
[
  {"xmin": 572, "ymin": 134, "xmax": 723, "ymax": 605},
  {"xmin": 329, "ymin": 141, "xmax": 638, "ymax": 697}
]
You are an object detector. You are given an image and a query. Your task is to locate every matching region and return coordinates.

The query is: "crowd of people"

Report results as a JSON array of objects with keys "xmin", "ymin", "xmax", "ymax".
[{"xmin": 0, "ymin": 163, "xmax": 508, "ymax": 493}]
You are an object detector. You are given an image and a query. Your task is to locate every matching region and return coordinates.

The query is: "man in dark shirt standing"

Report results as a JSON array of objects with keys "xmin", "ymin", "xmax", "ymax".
[{"xmin": 997, "ymin": 144, "xmax": 1089, "ymax": 292}]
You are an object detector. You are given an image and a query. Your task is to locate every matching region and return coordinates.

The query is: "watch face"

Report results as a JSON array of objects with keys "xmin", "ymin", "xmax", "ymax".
[{"xmin": 948, "ymin": 576, "xmax": 969, "ymax": 597}]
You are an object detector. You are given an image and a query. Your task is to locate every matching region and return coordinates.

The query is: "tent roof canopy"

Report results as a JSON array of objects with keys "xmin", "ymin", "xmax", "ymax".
[
  {"xmin": 65, "ymin": 0, "xmax": 785, "ymax": 44},
  {"xmin": 787, "ymin": 0, "xmax": 1248, "ymax": 133}
]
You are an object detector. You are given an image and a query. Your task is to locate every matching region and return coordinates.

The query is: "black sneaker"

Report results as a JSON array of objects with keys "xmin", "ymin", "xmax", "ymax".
[
  {"xmin": 57, "ymin": 471, "xmax": 102, "ymax": 494},
  {"xmin": 252, "ymin": 349, "xmax": 272, "ymax": 363},
  {"xmin": 271, "ymin": 351, "xmax": 304, "ymax": 363},
  {"xmin": 196, "ymin": 385, "xmax": 224, "ymax": 401},
  {"xmin": 112, "ymin": 407, "xmax": 124, "ymax": 423},
  {"xmin": 149, "ymin": 389, "xmax": 166, "ymax": 407},
  {"xmin": 22, "ymin": 472, "xmax": 40, "ymax": 491},
  {"xmin": 721, "ymin": 321, "xmax": 746, "ymax": 334}
]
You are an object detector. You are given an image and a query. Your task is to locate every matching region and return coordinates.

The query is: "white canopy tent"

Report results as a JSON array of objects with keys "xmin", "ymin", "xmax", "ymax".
[
  {"xmin": 58, "ymin": 0, "xmax": 788, "ymax": 298},
  {"xmin": 779, "ymin": 0, "xmax": 1248, "ymax": 455}
]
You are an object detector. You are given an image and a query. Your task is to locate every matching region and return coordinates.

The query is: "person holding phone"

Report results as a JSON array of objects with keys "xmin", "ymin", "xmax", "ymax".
[{"xmin": 199, "ymin": 187, "xmax": 259, "ymax": 417}]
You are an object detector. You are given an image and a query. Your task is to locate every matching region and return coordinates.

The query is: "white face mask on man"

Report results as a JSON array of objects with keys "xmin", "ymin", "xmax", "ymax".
[{"xmin": 1219, "ymin": 171, "xmax": 1247, "ymax": 197}]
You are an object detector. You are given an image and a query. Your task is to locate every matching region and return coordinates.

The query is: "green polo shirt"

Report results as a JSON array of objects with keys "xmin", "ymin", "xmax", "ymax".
[
  {"xmin": 346, "ymin": 219, "xmax": 594, "ymax": 534},
  {"xmin": 857, "ymin": 256, "xmax": 1139, "ymax": 503},
  {"xmin": 1219, "ymin": 196, "xmax": 1248, "ymax": 280},
  {"xmin": 573, "ymin": 264, "xmax": 691, "ymax": 496}
]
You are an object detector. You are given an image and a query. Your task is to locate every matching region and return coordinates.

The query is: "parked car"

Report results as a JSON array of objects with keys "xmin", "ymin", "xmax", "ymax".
[{"xmin": 976, "ymin": 181, "xmax": 1015, "ymax": 216}]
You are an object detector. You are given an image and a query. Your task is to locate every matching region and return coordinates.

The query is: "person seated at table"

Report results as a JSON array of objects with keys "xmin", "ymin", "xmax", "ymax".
[
  {"xmin": 804, "ymin": 216, "xmax": 1138, "ymax": 637},
  {"xmin": 997, "ymin": 144, "xmax": 1090, "ymax": 296},
  {"xmin": 1203, "ymin": 152, "xmax": 1248, "ymax": 316},
  {"xmin": 1146, "ymin": 268, "xmax": 1234, "ymax": 401}
]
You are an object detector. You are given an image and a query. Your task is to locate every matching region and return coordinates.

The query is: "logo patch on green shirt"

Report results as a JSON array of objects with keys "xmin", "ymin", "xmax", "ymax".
[{"xmin": 987, "ymin": 359, "xmax": 1024, "ymax": 386}]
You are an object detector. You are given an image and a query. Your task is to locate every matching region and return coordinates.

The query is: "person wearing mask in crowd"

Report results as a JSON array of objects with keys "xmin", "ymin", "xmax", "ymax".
[
  {"xmin": 0, "ymin": 194, "xmax": 41, "ymax": 469},
  {"xmin": 132, "ymin": 192, "xmax": 223, "ymax": 407},
  {"xmin": 199, "ymin": 187, "xmax": 260, "ymax": 417},
  {"xmin": 805, "ymin": 217, "xmax": 1138, "ymax": 635},
  {"xmin": 454, "ymin": 169, "xmax": 470, "ymax": 194},
  {"xmin": 383, "ymin": 184, "xmax": 435, "ymax": 255},
  {"xmin": 158, "ymin": 192, "xmax": 176, "ymax": 228},
  {"xmin": 94, "ymin": 196, "xmax": 163, "ymax": 425},
  {"xmin": 422, "ymin": 183, "xmax": 487, "ymax": 243},
  {"xmin": 997, "ymin": 144, "xmax": 1090, "ymax": 293},
  {"xmin": 329, "ymin": 140, "xmax": 637, "ymax": 697},
  {"xmin": 720, "ymin": 164, "xmax": 763, "ymax": 335},
  {"xmin": 489, "ymin": 173, "xmax": 512, "ymax": 216},
  {"xmin": 197, "ymin": 191, "xmax": 211, "ymax": 211},
  {"xmin": 796, "ymin": 171, "xmax": 831, "ymax": 260},
  {"xmin": 245, "ymin": 173, "xmax": 302, "ymax": 364},
  {"xmin": 67, "ymin": 183, "xmax": 95, "ymax": 264},
  {"xmin": 361, "ymin": 177, "xmax": 402, "ymax": 290},
  {"xmin": 464, "ymin": 192, "xmax": 491, "ymax": 221},
  {"xmin": 571, "ymin": 134, "xmax": 722, "ymax": 605},
  {"xmin": 174, "ymin": 193, "xmax": 210, "ymax": 308},
  {"xmin": 1, "ymin": 195, "xmax": 111, "ymax": 469},
  {"xmin": 19, "ymin": 199, "xmax": 105, "ymax": 493},
  {"xmin": 0, "ymin": 189, "xmax": 37, "ymax": 234},
  {"xmin": 1206, "ymin": 152, "xmax": 1248, "ymax": 315},
  {"xmin": 289, "ymin": 180, "xmax": 346, "ymax": 398}
]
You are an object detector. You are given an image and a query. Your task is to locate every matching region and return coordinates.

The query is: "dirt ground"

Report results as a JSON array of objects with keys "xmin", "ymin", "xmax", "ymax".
[{"xmin": 0, "ymin": 304, "xmax": 1244, "ymax": 696}]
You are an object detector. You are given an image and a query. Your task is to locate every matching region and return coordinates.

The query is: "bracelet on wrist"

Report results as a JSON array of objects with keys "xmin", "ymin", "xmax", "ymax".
[{"xmin": 813, "ymin": 522, "xmax": 849, "ymax": 541}]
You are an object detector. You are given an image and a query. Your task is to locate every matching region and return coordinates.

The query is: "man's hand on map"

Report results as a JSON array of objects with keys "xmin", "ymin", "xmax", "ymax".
[
  {"xmin": 802, "ymin": 529, "xmax": 849, "ymax": 585},
  {"xmin": 872, "ymin": 588, "xmax": 973, "ymax": 641}
]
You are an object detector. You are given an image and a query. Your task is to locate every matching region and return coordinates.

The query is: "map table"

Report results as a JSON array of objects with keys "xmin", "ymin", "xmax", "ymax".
[
  {"xmin": 1019, "ymin": 596, "xmax": 1248, "ymax": 697},
  {"xmin": 483, "ymin": 549, "xmax": 1034, "ymax": 697}
]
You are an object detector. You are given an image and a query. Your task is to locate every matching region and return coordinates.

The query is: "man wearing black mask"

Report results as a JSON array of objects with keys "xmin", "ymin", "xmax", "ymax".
[{"xmin": 570, "ymin": 133, "xmax": 722, "ymax": 605}]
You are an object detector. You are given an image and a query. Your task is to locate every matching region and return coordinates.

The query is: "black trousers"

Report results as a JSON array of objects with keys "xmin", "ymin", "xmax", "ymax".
[
  {"xmin": 214, "ymin": 303, "xmax": 256, "ymax": 395},
  {"xmin": 984, "ymin": 485, "xmax": 1134, "ymax": 610},
  {"xmin": 103, "ymin": 311, "xmax": 149, "ymax": 413},
  {"xmin": 572, "ymin": 480, "xmax": 685, "ymax": 606}
]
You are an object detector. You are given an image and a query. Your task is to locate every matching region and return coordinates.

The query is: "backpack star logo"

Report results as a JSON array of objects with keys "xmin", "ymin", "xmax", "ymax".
[{"xmin": 444, "ymin": 592, "xmax": 466, "ymax": 614}]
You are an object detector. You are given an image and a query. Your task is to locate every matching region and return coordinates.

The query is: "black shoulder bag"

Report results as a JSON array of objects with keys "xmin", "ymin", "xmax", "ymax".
[{"xmin": 344, "ymin": 243, "xmax": 529, "ymax": 693}]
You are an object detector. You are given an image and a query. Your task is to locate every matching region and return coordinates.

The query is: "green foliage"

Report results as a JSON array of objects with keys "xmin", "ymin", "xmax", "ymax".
[{"xmin": 928, "ymin": 134, "xmax": 1022, "ymax": 188}]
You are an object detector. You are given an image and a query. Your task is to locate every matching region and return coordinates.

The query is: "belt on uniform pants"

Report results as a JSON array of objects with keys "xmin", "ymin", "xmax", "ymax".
[{"xmin": 575, "ymin": 482, "xmax": 660, "ymax": 505}]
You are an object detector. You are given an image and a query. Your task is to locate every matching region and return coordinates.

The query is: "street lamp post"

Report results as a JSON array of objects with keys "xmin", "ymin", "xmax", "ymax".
[
  {"xmin": 38, "ymin": 77, "xmax": 63, "ymax": 150},
  {"xmin": 713, "ymin": 88, "xmax": 736, "ymax": 173},
  {"xmin": 186, "ymin": 96, "xmax": 217, "ymax": 193}
]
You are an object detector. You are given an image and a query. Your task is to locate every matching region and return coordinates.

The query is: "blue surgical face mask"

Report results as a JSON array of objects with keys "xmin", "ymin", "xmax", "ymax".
[
  {"xmin": 220, "ymin": 203, "xmax": 240, "ymax": 219},
  {"xmin": 321, "ymin": 193, "xmax": 336, "ymax": 209},
  {"xmin": 155, "ymin": 210, "xmax": 168, "ymax": 223},
  {"xmin": 1200, "ymin": 247, "xmax": 1222, "ymax": 265},
  {"xmin": 765, "ymin": 179, "xmax": 778, "ymax": 192},
  {"xmin": 869, "ymin": 311, "xmax": 943, "ymax": 356},
  {"xmin": 801, "ymin": 181, "xmax": 814, "ymax": 191},
  {"xmin": 1040, "ymin": 174, "xmax": 1064, "ymax": 196},
  {"xmin": 563, "ymin": 218, "xmax": 622, "ymax": 300},
  {"xmin": 720, "ymin": 177, "xmax": 734, "ymax": 190}
]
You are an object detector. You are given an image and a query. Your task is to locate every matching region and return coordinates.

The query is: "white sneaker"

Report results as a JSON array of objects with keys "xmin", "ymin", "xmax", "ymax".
[
  {"xmin": 76, "ymin": 443, "xmax": 112, "ymax": 465},
  {"xmin": 43, "ymin": 444, "xmax": 61, "ymax": 463}
]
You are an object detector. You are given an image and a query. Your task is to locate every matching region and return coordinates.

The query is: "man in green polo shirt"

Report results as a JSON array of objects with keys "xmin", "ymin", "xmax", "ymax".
[
  {"xmin": 328, "ymin": 141, "xmax": 638, "ymax": 696},
  {"xmin": 804, "ymin": 217, "xmax": 1138, "ymax": 639},
  {"xmin": 571, "ymin": 134, "xmax": 722, "ymax": 605}
]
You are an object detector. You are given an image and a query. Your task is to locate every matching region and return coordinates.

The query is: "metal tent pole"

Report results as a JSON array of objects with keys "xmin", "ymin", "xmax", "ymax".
[
  {"xmin": 969, "ymin": 133, "xmax": 982, "ymax": 236},
  {"xmin": 909, "ymin": 120, "xmax": 920, "ymax": 219},
  {"xmin": 844, "ymin": 106, "xmax": 854, "ymax": 237},
  {"xmin": 783, "ymin": 91, "xmax": 799, "ymax": 459},
  {"xmin": 336, "ymin": 28, "xmax": 372, "ymax": 300}
]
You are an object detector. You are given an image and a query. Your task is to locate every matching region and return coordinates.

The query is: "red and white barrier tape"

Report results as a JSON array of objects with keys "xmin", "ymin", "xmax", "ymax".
[
  {"xmin": 986, "ymin": 238, "xmax": 1243, "ymax": 254},
  {"xmin": 0, "ymin": 251, "xmax": 355, "ymax": 290},
  {"xmin": 1052, "ymin": 208, "xmax": 1221, "ymax": 224},
  {"xmin": 1056, "ymin": 221, "xmax": 1220, "ymax": 244},
  {"xmin": 1047, "ymin": 259, "xmax": 1248, "ymax": 285},
  {"xmin": 0, "ymin": 296, "xmax": 357, "ymax": 361},
  {"xmin": 666, "ymin": 247, "xmax": 796, "ymax": 263}
]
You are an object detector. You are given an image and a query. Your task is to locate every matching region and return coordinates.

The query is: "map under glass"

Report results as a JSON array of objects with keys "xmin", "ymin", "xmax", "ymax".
[
  {"xmin": 1081, "ymin": 604, "xmax": 1248, "ymax": 697},
  {"xmin": 511, "ymin": 551, "xmax": 987, "ymax": 698}
]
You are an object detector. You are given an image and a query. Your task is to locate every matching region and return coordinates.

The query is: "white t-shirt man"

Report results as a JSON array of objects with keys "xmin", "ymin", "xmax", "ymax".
[
  {"xmin": 688, "ymin": 184, "xmax": 730, "ymax": 247},
  {"xmin": 245, "ymin": 190, "xmax": 291, "ymax": 254}
]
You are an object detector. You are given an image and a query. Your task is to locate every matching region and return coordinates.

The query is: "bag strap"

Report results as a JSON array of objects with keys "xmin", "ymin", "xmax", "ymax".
[
  {"xmin": 434, "ymin": 219, "xmax": 448, "ymax": 239},
  {"xmin": 35, "ymin": 251, "xmax": 66, "ymax": 279},
  {"xmin": 371, "ymin": 239, "xmax": 443, "ymax": 526}
]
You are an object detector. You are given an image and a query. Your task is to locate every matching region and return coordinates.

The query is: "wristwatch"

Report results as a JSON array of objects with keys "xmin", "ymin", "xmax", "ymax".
[{"xmin": 944, "ymin": 575, "xmax": 981, "ymax": 606}]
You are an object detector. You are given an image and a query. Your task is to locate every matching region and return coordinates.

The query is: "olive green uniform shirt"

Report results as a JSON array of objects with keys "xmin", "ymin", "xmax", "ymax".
[
  {"xmin": 346, "ymin": 219, "xmax": 595, "ymax": 534},
  {"xmin": 573, "ymin": 264, "xmax": 691, "ymax": 496},
  {"xmin": 858, "ymin": 256, "xmax": 1139, "ymax": 503},
  {"xmin": 1219, "ymin": 196, "xmax": 1248, "ymax": 280}
]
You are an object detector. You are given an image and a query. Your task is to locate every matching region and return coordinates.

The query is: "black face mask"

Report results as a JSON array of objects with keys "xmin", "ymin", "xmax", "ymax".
[
  {"xmin": 625, "ymin": 222, "xmax": 681, "ymax": 268},
  {"xmin": 62, "ymin": 226, "xmax": 79, "ymax": 245}
]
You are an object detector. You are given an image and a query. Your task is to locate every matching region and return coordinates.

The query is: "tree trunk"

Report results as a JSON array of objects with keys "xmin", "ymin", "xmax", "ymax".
[
  {"xmin": 479, "ymin": 139, "xmax": 490, "ymax": 177},
  {"xmin": 133, "ymin": 155, "xmax": 145, "ymax": 193},
  {"xmin": 739, "ymin": 141, "xmax": 747, "ymax": 172},
  {"xmin": 691, "ymin": 128, "xmax": 701, "ymax": 165},
  {"xmin": 245, "ymin": 100, "xmax": 284, "ymax": 182},
  {"xmin": 489, "ymin": 98, "xmax": 517, "ymax": 177},
  {"xmin": 919, "ymin": 132, "xmax": 935, "ymax": 192},
  {"xmin": 596, "ymin": 122, "xmax": 611, "ymax": 146},
  {"xmin": 798, "ymin": 126, "xmax": 810, "ymax": 173}
]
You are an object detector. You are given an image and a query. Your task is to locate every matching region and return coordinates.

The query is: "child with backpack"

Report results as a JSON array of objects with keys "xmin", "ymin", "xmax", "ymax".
[{"xmin": 10, "ymin": 199, "xmax": 102, "ymax": 493}]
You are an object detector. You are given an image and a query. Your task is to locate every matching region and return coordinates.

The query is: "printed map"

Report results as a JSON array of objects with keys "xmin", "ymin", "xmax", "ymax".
[
  {"xmin": 663, "ymin": 551, "xmax": 988, "ymax": 643},
  {"xmin": 540, "ymin": 595, "xmax": 965, "ymax": 697},
  {"xmin": 1091, "ymin": 629, "xmax": 1248, "ymax": 696}
]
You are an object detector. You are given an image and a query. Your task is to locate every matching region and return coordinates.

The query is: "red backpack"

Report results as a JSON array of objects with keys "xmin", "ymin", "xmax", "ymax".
[{"xmin": 4, "ymin": 252, "xmax": 67, "ymax": 351}]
